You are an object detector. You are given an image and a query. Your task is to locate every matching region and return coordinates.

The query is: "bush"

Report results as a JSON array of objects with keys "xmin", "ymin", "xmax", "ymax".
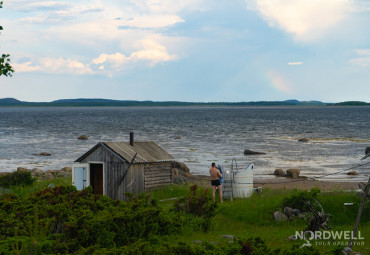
[
  {"xmin": 174, "ymin": 185, "xmax": 217, "ymax": 231},
  {"xmin": 0, "ymin": 171, "xmax": 34, "ymax": 188},
  {"xmin": 283, "ymin": 188, "xmax": 321, "ymax": 211},
  {"xmin": 0, "ymin": 186, "xmax": 180, "ymax": 254}
]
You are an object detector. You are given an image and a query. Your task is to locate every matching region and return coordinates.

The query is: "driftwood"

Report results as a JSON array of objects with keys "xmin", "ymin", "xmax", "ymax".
[{"xmin": 303, "ymin": 198, "xmax": 332, "ymax": 232}]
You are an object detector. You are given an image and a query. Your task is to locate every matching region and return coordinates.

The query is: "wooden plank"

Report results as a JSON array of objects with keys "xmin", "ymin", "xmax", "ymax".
[
  {"xmin": 145, "ymin": 174, "xmax": 170, "ymax": 180},
  {"xmin": 145, "ymin": 172, "xmax": 170, "ymax": 177},
  {"xmin": 145, "ymin": 170, "xmax": 171, "ymax": 175},
  {"xmin": 145, "ymin": 179, "xmax": 171, "ymax": 186}
]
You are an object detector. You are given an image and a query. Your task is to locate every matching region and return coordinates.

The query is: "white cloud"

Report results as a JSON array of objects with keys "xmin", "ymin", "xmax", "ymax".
[
  {"xmin": 118, "ymin": 15, "xmax": 184, "ymax": 29},
  {"xmin": 92, "ymin": 38, "xmax": 177, "ymax": 71},
  {"xmin": 12, "ymin": 62, "xmax": 41, "ymax": 72},
  {"xmin": 13, "ymin": 58, "xmax": 93, "ymax": 75},
  {"xmin": 288, "ymin": 61, "xmax": 303, "ymax": 65},
  {"xmin": 245, "ymin": 0, "xmax": 350, "ymax": 42},
  {"xmin": 349, "ymin": 49, "xmax": 370, "ymax": 67}
]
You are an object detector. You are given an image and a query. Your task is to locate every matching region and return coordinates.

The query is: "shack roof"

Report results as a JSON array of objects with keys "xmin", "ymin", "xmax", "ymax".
[{"xmin": 75, "ymin": 141, "xmax": 174, "ymax": 164}]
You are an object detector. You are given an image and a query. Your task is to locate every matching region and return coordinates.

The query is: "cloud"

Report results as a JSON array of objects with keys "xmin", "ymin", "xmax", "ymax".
[
  {"xmin": 8, "ymin": 1, "xmax": 71, "ymax": 12},
  {"xmin": 245, "ymin": 0, "xmax": 350, "ymax": 42},
  {"xmin": 92, "ymin": 38, "xmax": 177, "ymax": 70},
  {"xmin": 349, "ymin": 49, "xmax": 370, "ymax": 67},
  {"xmin": 13, "ymin": 58, "xmax": 93, "ymax": 75},
  {"xmin": 288, "ymin": 61, "xmax": 303, "ymax": 65},
  {"xmin": 118, "ymin": 15, "xmax": 184, "ymax": 29}
]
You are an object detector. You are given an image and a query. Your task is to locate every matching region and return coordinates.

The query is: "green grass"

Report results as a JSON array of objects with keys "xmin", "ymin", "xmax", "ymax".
[
  {"xmin": 0, "ymin": 176, "xmax": 71, "ymax": 197},
  {"xmin": 151, "ymin": 186, "xmax": 370, "ymax": 254},
  {"xmin": 1, "ymin": 179, "xmax": 369, "ymax": 254}
]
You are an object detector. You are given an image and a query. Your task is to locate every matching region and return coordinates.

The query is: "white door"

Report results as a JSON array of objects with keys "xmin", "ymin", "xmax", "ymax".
[{"xmin": 72, "ymin": 164, "xmax": 90, "ymax": 190}]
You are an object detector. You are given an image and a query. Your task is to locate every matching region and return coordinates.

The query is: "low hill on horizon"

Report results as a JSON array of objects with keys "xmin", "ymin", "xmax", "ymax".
[{"xmin": 0, "ymin": 98, "xmax": 367, "ymax": 107}]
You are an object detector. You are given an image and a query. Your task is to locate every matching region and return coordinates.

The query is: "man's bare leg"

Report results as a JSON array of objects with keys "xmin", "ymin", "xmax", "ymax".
[
  {"xmin": 211, "ymin": 186, "xmax": 216, "ymax": 202},
  {"xmin": 218, "ymin": 185, "xmax": 223, "ymax": 203}
]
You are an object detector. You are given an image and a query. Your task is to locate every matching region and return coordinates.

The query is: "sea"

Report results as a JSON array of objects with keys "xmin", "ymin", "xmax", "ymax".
[{"xmin": 0, "ymin": 106, "xmax": 369, "ymax": 182}]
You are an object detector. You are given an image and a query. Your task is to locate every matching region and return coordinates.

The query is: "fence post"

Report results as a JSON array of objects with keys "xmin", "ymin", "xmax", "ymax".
[{"xmin": 348, "ymin": 176, "xmax": 370, "ymax": 249}]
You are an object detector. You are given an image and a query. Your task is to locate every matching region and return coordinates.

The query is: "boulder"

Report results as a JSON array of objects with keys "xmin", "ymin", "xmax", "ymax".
[
  {"xmin": 286, "ymin": 169, "xmax": 300, "ymax": 179},
  {"xmin": 31, "ymin": 168, "xmax": 43, "ymax": 175},
  {"xmin": 77, "ymin": 135, "xmax": 88, "ymax": 140},
  {"xmin": 221, "ymin": 235, "xmax": 234, "ymax": 239},
  {"xmin": 283, "ymin": 207, "xmax": 294, "ymax": 218},
  {"xmin": 244, "ymin": 149, "xmax": 266, "ymax": 155},
  {"xmin": 274, "ymin": 169, "xmax": 286, "ymax": 177},
  {"xmin": 56, "ymin": 171, "xmax": 71, "ymax": 177},
  {"xmin": 173, "ymin": 177, "xmax": 188, "ymax": 185},
  {"xmin": 36, "ymin": 152, "xmax": 51, "ymax": 156},
  {"xmin": 347, "ymin": 171, "xmax": 358, "ymax": 176},
  {"xmin": 293, "ymin": 209, "xmax": 300, "ymax": 216},
  {"xmin": 298, "ymin": 138, "xmax": 309, "ymax": 142},
  {"xmin": 366, "ymin": 147, "xmax": 370, "ymax": 155},
  {"xmin": 61, "ymin": 167, "xmax": 72, "ymax": 172},
  {"xmin": 44, "ymin": 173, "xmax": 54, "ymax": 180},
  {"xmin": 274, "ymin": 211, "xmax": 288, "ymax": 221},
  {"xmin": 17, "ymin": 167, "xmax": 31, "ymax": 172},
  {"xmin": 172, "ymin": 162, "xmax": 190, "ymax": 173}
]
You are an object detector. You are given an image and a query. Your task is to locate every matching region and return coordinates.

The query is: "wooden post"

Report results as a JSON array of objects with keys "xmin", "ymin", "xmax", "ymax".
[{"xmin": 348, "ymin": 176, "xmax": 370, "ymax": 249}]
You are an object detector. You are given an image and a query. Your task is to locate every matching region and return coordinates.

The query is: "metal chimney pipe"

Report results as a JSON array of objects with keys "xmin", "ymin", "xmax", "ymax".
[{"xmin": 130, "ymin": 132, "xmax": 134, "ymax": 146}]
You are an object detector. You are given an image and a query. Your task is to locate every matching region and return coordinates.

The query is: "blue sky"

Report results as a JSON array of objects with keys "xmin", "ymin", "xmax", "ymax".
[{"xmin": 1, "ymin": 0, "xmax": 370, "ymax": 102}]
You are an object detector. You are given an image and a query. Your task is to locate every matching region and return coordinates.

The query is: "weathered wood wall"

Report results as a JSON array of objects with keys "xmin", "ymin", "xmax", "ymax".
[
  {"xmin": 144, "ymin": 163, "xmax": 172, "ymax": 191},
  {"xmin": 79, "ymin": 144, "xmax": 172, "ymax": 199}
]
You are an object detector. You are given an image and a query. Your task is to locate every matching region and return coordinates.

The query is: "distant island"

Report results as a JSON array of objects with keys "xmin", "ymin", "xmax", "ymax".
[{"xmin": 0, "ymin": 98, "xmax": 369, "ymax": 107}]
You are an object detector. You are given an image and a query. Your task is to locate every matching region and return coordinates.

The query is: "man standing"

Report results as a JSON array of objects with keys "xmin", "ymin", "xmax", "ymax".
[{"xmin": 209, "ymin": 162, "xmax": 223, "ymax": 203}]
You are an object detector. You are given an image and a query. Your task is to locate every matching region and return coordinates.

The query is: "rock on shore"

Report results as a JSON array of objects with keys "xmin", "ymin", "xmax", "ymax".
[{"xmin": 244, "ymin": 149, "xmax": 266, "ymax": 155}]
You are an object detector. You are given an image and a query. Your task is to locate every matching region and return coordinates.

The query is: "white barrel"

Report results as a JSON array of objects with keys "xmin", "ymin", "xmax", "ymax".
[{"xmin": 233, "ymin": 163, "xmax": 254, "ymax": 197}]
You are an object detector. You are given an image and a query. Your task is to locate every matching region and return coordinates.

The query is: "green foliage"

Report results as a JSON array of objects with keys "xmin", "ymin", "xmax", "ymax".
[
  {"xmin": 0, "ymin": 171, "xmax": 34, "ymax": 188},
  {"xmin": 174, "ymin": 185, "xmax": 217, "ymax": 231},
  {"xmin": 218, "ymin": 189, "xmax": 286, "ymax": 225},
  {"xmin": 283, "ymin": 188, "xmax": 321, "ymax": 211},
  {"xmin": 0, "ymin": 1, "xmax": 14, "ymax": 77},
  {"xmin": 283, "ymin": 244, "xmax": 320, "ymax": 255},
  {"xmin": 0, "ymin": 186, "xmax": 180, "ymax": 254}
]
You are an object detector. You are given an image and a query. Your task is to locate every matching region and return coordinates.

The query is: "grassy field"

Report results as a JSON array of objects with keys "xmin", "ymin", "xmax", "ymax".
[
  {"xmin": 1, "ymin": 176, "xmax": 369, "ymax": 254},
  {"xmin": 151, "ymin": 185, "xmax": 370, "ymax": 254}
]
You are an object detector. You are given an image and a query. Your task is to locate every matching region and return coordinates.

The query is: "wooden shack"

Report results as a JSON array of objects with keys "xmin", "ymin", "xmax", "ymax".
[{"xmin": 72, "ymin": 134, "xmax": 174, "ymax": 200}]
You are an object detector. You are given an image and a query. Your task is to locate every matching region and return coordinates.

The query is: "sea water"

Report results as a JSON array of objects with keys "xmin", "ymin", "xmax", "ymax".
[{"xmin": 0, "ymin": 106, "xmax": 369, "ymax": 181}]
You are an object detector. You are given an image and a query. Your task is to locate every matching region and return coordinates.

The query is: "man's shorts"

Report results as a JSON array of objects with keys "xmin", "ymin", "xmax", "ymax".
[{"xmin": 211, "ymin": 180, "xmax": 221, "ymax": 186}]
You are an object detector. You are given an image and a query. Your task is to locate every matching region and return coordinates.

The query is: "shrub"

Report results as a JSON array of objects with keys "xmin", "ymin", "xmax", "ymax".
[
  {"xmin": 0, "ymin": 171, "xmax": 34, "ymax": 188},
  {"xmin": 174, "ymin": 185, "xmax": 217, "ymax": 231},
  {"xmin": 283, "ymin": 188, "xmax": 321, "ymax": 211}
]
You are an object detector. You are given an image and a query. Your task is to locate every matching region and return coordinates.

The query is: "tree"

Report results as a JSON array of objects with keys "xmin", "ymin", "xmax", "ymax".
[{"xmin": 0, "ymin": 1, "xmax": 14, "ymax": 77}]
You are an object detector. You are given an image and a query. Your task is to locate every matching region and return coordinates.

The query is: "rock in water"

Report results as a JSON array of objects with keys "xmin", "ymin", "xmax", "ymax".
[
  {"xmin": 347, "ymin": 171, "xmax": 358, "ymax": 176},
  {"xmin": 298, "ymin": 138, "xmax": 309, "ymax": 142},
  {"xmin": 366, "ymin": 147, "xmax": 370, "ymax": 155},
  {"xmin": 37, "ymin": 152, "xmax": 51, "ymax": 156},
  {"xmin": 286, "ymin": 169, "xmax": 300, "ymax": 179},
  {"xmin": 274, "ymin": 169, "xmax": 286, "ymax": 177},
  {"xmin": 77, "ymin": 135, "xmax": 88, "ymax": 140},
  {"xmin": 244, "ymin": 149, "xmax": 266, "ymax": 155}
]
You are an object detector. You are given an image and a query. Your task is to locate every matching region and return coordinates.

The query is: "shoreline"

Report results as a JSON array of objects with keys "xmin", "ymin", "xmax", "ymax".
[{"xmin": 185, "ymin": 173, "xmax": 361, "ymax": 191}]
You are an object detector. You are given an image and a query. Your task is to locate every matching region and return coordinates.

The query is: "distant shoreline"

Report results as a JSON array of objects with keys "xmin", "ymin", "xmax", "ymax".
[{"xmin": 1, "ymin": 98, "xmax": 369, "ymax": 107}]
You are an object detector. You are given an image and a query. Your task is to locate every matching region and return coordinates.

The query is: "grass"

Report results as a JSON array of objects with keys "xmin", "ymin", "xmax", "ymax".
[
  {"xmin": 151, "ymin": 185, "xmax": 370, "ymax": 254},
  {"xmin": 1, "ymin": 178, "xmax": 369, "ymax": 254},
  {"xmin": 0, "ymin": 176, "xmax": 71, "ymax": 197}
]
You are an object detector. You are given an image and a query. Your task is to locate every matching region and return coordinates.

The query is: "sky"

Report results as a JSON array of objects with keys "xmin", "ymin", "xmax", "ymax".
[{"xmin": 1, "ymin": 0, "xmax": 370, "ymax": 102}]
